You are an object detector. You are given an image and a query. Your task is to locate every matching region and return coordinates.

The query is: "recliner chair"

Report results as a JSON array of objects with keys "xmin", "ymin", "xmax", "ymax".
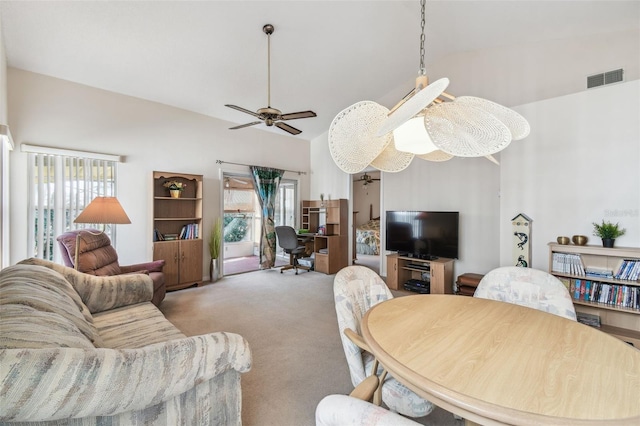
[
  {"xmin": 57, "ymin": 229, "xmax": 166, "ymax": 306},
  {"xmin": 275, "ymin": 226, "xmax": 310, "ymax": 274}
]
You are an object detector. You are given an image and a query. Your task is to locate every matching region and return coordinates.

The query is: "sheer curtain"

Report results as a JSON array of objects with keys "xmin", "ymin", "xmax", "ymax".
[{"xmin": 250, "ymin": 166, "xmax": 284, "ymax": 269}]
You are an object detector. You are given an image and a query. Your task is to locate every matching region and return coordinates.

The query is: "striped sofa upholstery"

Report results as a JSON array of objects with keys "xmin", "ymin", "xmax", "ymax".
[{"xmin": 0, "ymin": 258, "xmax": 252, "ymax": 425}]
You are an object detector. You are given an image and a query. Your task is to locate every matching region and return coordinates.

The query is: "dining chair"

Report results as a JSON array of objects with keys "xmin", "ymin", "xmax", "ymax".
[
  {"xmin": 333, "ymin": 265, "xmax": 434, "ymax": 418},
  {"xmin": 474, "ymin": 266, "xmax": 577, "ymax": 320},
  {"xmin": 275, "ymin": 226, "xmax": 310, "ymax": 274},
  {"xmin": 316, "ymin": 394, "xmax": 420, "ymax": 426}
]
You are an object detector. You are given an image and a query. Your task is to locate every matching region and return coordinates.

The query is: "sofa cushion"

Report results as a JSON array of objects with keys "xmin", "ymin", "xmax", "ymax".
[
  {"xmin": 0, "ymin": 264, "xmax": 103, "ymax": 347},
  {"xmin": 0, "ymin": 304, "xmax": 95, "ymax": 349},
  {"xmin": 93, "ymin": 303, "xmax": 186, "ymax": 349}
]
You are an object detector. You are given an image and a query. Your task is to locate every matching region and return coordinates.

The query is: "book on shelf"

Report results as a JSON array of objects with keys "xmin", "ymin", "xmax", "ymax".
[
  {"xmin": 551, "ymin": 252, "xmax": 585, "ymax": 275},
  {"xmin": 576, "ymin": 311, "xmax": 601, "ymax": 328},
  {"xmin": 163, "ymin": 233, "xmax": 179, "ymax": 241},
  {"xmin": 570, "ymin": 278, "xmax": 639, "ymax": 309},
  {"xmin": 179, "ymin": 223, "xmax": 200, "ymax": 240},
  {"xmin": 615, "ymin": 259, "xmax": 640, "ymax": 281}
]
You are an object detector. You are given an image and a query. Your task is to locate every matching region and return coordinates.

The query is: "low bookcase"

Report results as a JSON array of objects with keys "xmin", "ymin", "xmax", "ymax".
[{"xmin": 548, "ymin": 242, "xmax": 640, "ymax": 347}]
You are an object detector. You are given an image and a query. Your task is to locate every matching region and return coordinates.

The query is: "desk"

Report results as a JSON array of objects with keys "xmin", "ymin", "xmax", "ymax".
[
  {"xmin": 362, "ymin": 295, "xmax": 640, "ymax": 426},
  {"xmin": 296, "ymin": 233, "xmax": 316, "ymax": 256}
]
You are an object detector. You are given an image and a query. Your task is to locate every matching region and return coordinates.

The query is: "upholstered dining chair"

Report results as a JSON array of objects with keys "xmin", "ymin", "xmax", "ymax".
[
  {"xmin": 474, "ymin": 266, "xmax": 577, "ymax": 321},
  {"xmin": 333, "ymin": 265, "xmax": 434, "ymax": 418},
  {"xmin": 316, "ymin": 394, "xmax": 420, "ymax": 426},
  {"xmin": 275, "ymin": 226, "xmax": 310, "ymax": 274},
  {"xmin": 57, "ymin": 229, "xmax": 166, "ymax": 306}
]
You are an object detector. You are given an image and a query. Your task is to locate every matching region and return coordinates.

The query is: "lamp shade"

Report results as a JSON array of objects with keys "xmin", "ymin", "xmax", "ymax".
[{"xmin": 74, "ymin": 197, "xmax": 131, "ymax": 224}]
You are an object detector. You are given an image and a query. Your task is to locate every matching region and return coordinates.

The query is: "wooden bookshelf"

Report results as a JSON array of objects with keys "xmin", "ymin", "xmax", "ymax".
[
  {"xmin": 301, "ymin": 199, "xmax": 348, "ymax": 274},
  {"xmin": 548, "ymin": 243, "xmax": 640, "ymax": 347},
  {"xmin": 152, "ymin": 171, "xmax": 203, "ymax": 290}
]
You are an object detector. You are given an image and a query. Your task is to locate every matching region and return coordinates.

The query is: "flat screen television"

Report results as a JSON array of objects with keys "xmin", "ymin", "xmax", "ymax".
[{"xmin": 385, "ymin": 211, "xmax": 459, "ymax": 259}]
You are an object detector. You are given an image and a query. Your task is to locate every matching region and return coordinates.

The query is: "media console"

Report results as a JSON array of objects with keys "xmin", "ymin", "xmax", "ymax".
[{"xmin": 386, "ymin": 253, "xmax": 455, "ymax": 294}]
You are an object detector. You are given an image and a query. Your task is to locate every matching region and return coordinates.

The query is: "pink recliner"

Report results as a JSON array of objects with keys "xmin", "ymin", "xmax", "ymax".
[{"xmin": 57, "ymin": 229, "xmax": 166, "ymax": 306}]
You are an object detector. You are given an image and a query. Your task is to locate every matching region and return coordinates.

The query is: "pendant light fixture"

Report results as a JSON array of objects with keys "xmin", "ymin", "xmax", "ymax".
[{"xmin": 328, "ymin": 0, "xmax": 530, "ymax": 175}]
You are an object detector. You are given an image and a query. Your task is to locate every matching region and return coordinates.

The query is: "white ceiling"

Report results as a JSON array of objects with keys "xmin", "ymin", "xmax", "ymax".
[{"xmin": 1, "ymin": 1, "xmax": 638, "ymax": 141}]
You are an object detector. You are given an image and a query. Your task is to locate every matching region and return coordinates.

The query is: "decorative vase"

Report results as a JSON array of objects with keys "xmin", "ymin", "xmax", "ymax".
[
  {"xmin": 209, "ymin": 258, "xmax": 219, "ymax": 282},
  {"xmin": 602, "ymin": 238, "xmax": 615, "ymax": 248},
  {"xmin": 170, "ymin": 189, "xmax": 181, "ymax": 198}
]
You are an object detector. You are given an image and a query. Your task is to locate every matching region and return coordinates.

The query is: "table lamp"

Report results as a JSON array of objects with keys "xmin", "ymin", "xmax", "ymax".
[{"xmin": 72, "ymin": 196, "xmax": 131, "ymax": 270}]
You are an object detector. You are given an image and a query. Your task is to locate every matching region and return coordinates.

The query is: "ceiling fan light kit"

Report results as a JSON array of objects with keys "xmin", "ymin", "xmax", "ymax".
[
  {"xmin": 225, "ymin": 24, "xmax": 316, "ymax": 136},
  {"xmin": 328, "ymin": 0, "xmax": 530, "ymax": 174}
]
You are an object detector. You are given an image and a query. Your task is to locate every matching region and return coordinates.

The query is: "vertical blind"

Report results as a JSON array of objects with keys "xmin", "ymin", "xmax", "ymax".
[{"xmin": 27, "ymin": 149, "xmax": 118, "ymax": 262}]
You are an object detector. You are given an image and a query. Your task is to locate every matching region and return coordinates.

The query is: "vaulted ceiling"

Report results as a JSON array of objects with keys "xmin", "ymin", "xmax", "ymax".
[{"xmin": 2, "ymin": 1, "xmax": 638, "ymax": 141}]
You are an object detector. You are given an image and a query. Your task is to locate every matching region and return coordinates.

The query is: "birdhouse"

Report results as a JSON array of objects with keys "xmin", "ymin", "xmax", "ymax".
[{"xmin": 512, "ymin": 213, "xmax": 532, "ymax": 267}]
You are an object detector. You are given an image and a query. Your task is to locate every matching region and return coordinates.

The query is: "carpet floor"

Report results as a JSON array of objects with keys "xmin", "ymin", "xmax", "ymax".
[{"xmin": 160, "ymin": 267, "xmax": 461, "ymax": 426}]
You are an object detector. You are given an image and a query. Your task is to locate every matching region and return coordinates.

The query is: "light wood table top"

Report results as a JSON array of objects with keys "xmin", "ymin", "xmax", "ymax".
[{"xmin": 362, "ymin": 295, "xmax": 640, "ymax": 426}]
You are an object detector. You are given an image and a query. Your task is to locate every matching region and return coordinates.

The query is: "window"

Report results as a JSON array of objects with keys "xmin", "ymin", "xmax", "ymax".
[{"xmin": 25, "ymin": 145, "xmax": 120, "ymax": 262}]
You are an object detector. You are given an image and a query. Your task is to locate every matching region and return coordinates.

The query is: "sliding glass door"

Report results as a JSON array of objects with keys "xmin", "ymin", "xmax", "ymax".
[{"xmin": 222, "ymin": 173, "xmax": 298, "ymax": 274}]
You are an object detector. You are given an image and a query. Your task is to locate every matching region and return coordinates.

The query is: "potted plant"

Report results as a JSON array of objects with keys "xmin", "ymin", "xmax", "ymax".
[
  {"xmin": 163, "ymin": 180, "xmax": 186, "ymax": 198},
  {"xmin": 592, "ymin": 220, "xmax": 626, "ymax": 248},
  {"xmin": 208, "ymin": 217, "xmax": 222, "ymax": 282}
]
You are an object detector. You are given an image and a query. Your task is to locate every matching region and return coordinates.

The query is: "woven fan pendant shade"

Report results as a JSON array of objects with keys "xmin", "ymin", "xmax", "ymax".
[
  {"xmin": 416, "ymin": 150, "xmax": 454, "ymax": 162},
  {"xmin": 456, "ymin": 96, "xmax": 531, "ymax": 140},
  {"xmin": 376, "ymin": 78, "xmax": 449, "ymax": 137},
  {"xmin": 328, "ymin": 101, "xmax": 392, "ymax": 174},
  {"xmin": 370, "ymin": 137, "xmax": 415, "ymax": 172},
  {"xmin": 424, "ymin": 102, "xmax": 512, "ymax": 157}
]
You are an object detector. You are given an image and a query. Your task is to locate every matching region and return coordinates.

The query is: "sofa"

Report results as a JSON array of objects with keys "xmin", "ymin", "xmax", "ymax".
[
  {"xmin": 56, "ymin": 229, "xmax": 167, "ymax": 307},
  {"xmin": 0, "ymin": 258, "xmax": 252, "ymax": 425}
]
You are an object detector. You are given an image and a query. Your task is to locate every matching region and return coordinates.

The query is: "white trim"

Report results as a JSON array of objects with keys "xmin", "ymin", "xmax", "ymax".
[{"xmin": 21, "ymin": 143, "xmax": 123, "ymax": 162}]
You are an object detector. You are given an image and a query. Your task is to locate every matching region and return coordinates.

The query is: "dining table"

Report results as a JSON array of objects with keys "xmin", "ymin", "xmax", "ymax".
[{"xmin": 361, "ymin": 294, "xmax": 640, "ymax": 426}]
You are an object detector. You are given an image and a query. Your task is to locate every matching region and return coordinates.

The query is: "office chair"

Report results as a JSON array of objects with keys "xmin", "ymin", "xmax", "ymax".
[{"xmin": 275, "ymin": 226, "xmax": 310, "ymax": 274}]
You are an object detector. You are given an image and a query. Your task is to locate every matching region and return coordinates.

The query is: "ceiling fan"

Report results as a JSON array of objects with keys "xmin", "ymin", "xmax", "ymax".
[
  {"xmin": 357, "ymin": 173, "xmax": 381, "ymax": 186},
  {"xmin": 225, "ymin": 24, "xmax": 316, "ymax": 136}
]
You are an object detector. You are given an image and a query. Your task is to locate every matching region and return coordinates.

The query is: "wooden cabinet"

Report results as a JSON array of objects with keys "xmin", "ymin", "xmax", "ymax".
[
  {"xmin": 386, "ymin": 254, "xmax": 454, "ymax": 294},
  {"xmin": 548, "ymin": 243, "xmax": 640, "ymax": 346},
  {"xmin": 153, "ymin": 239, "xmax": 203, "ymax": 289},
  {"xmin": 301, "ymin": 199, "xmax": 348, "ymax": 274},
  {"xmin": 152, "ymin": 171, "xmax": 203, "ymax": 290}
]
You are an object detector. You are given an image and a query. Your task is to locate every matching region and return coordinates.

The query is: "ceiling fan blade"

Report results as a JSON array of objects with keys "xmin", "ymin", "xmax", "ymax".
[
  {"xmin": 275, "ymin": 122, "xmax": 302, "ymax": 135},
  {"xmin": 280, "ymin": 111, "xmax": 317, "ymax": 121},
  {"xmin": 229, "ymin": 121, "xmax": 262, "ymax": 130},
  {"xmin": 225, "ymin": 104, "xmax": 261, "ymax": 119}
]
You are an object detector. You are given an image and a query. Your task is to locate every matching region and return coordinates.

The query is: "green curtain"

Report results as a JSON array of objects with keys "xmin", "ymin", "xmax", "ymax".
[{"xmin": 250, "ymin": 166, "xmax": 284, "ymax": 269}]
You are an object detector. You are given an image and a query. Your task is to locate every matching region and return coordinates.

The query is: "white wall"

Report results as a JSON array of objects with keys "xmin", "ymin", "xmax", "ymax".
[
  {"xmin": 502, "ymin": 80, "xmax": 640, "ymax": 270},
  {"xmin": 7, "ymin": 69, "xmax": 311, "ymax": 276}
]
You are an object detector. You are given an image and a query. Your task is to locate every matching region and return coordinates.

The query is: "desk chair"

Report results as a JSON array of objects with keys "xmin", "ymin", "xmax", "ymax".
[
  {"xmin": 333, "ymin": 266, "xmax": 434, "ymax": 418},
  {"xmin": 474, "ymin": 266, "xmax": 577, "ymax": 320},
  {"xmin": 275, "ymin": 226, "xmax": 310, "ymax": 274}
]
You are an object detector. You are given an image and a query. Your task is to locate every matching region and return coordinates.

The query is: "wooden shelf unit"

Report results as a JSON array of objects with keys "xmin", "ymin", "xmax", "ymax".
[
  {"xmin": 152, "ymin": 171, "xmax": 203, "ymax": 291},
  {"xmin": 548, "ymin": 243, "xmax": 640, "ymax": 347},
  {"xmin": 386, "ymin": 254, "xmax": 455, "ymax": 294},
  {"xmin": 301, "ymin": 199, "xmax": 348, "ymax": 274}
]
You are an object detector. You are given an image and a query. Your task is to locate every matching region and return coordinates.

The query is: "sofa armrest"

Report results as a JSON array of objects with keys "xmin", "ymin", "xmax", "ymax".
[
  {"xmin": 120, "ymin": 259, "xmax": 165, "ymax": 274},
  {"xmin": 0, "ymin": 332, "xmax": 252, "ymax": 423},
  {"xmin": 17, "ymin": 258, "xmax": 153, "ymax": 313}
]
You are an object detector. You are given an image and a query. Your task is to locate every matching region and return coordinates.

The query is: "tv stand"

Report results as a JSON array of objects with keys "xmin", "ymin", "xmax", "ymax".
[{"xmin": 386, "ymin": 253, "xmax": 454, "ymax": 294}]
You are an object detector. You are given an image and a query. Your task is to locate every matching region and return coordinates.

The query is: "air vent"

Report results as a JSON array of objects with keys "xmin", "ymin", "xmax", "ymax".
[{"xmin": 587, "ymin": 68, "xmax": 624, "ymax": 89}]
